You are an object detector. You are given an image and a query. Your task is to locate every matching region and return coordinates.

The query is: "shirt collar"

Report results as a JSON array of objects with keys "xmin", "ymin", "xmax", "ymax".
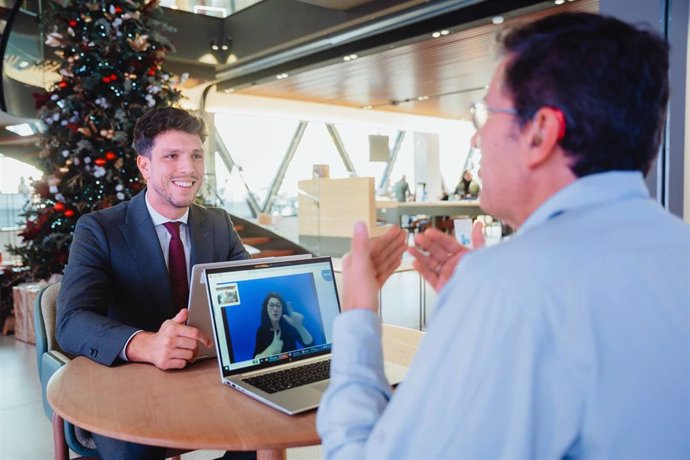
[
  {"xmin": 518, "ymin": 171, "xmax": 650, "ymax": 234},
  {"xmin": 144, "ymin": 189, "xmax": 189, "ymax": 226}
]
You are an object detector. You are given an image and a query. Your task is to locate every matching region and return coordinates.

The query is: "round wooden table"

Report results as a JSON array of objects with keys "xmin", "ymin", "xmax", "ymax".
[{"xmin": 47, "ymin": 324, "xmax": 424, "ymax": 460}]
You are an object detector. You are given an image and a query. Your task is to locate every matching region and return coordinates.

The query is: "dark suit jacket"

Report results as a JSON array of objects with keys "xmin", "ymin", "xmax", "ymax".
[{"xmin": 56, "ymin": 189, "xmax": 250, "ymax": 366}]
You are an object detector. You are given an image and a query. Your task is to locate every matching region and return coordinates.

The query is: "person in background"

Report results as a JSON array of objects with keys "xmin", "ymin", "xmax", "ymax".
[
  {"xmin": 317, "ymin": 12, "xmax": 689, "ymax": 459},
  {"xmin": 392, "ymin": 174, "xmax": 410, "ymax": 202},
  {"xmin": 56, "ymin": 107, "xmax": 252, "ymax": 459},
  {"xmin": 453, "ymin": 169, "xmax": 480, "ymax": 199}
]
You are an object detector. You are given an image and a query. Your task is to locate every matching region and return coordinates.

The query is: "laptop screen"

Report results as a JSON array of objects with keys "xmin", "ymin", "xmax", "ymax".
[{"xmin": 204, "ymin": 257, "xmax": 340, "ymax": 376}]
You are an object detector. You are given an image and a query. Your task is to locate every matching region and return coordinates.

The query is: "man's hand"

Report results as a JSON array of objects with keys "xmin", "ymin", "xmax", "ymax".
[
  {"xmin": 369, "ymin": 225, "xmax": 407, "ymax": 288},
  {"xmin": 125, "ymin": 308, "xmax": 213, "ymax": 370},
  {"xmin": 408, "ymin": 221, "xmax": 485, "ymax": 292},
  {"xmin": 341, "ymin": 222, "xmax": 380, "ymax": 312}
]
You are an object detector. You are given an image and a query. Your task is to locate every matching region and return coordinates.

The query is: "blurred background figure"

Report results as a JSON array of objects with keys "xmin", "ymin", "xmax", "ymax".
[
  {"xmin": 393, "ymin": 175, "xmax": 410, "ymax": 202},
  {"xmin": 454, "ymin": 170, "xmax": 480, "ymax": 199}
]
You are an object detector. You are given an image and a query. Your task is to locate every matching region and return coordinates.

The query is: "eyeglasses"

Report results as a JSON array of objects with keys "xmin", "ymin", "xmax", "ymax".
[
  {"xmin": 469, "ymin": 102, "xmax": 518, "ymax": 130},
  {"xmin": 267, "ymin": 302, "xmax": 282, "ymax": 310}
]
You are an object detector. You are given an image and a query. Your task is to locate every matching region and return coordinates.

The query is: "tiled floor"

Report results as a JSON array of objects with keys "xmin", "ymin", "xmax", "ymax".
[{"xmin": 0, "ymin": 259, "xmax": 428, "ymax": 460}]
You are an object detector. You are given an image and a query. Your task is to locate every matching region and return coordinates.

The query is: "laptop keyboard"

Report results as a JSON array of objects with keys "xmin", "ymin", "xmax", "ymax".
[{"xmin": 244, "ymin": 359, "xmax": 331, "ymax": 394}]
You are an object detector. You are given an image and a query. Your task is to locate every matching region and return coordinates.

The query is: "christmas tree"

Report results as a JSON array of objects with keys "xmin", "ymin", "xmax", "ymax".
[{"xmin": 8, "ymin": 0, "xmax": 183, "ymax": 280}]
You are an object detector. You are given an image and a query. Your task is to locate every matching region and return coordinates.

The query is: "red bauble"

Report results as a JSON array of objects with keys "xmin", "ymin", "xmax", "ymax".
[
  {"xmin": 114, "ymin": 6, "xmax": 123, "ymax": 13},
  {"xmin": 94, "ymin": 158, "xmax": 107, "ymax": 166},
  {"xmin": 105, "ymin": 151, "xmax": 117, "ymax": 160},
  {"xmin": 54, "ymin": 202, "xmax": 65, "ymax": 212},
  {"xmin": 102, "ymin": 76, "xmax": 111, "ymax": 83},
  {"xmin": 110, "ymin": 73, "xmax": 118, "ymax": 80},
  {"xmin": 64, "ymin": 210, "xmax": 75, "ymax": 218},
  {"xmin": 68, "ymin": 19, "xmax": 77, "ymax": 27},
  {"xmin": 58, "ymin": 81, "xmax": 68, "ymax": 88}
]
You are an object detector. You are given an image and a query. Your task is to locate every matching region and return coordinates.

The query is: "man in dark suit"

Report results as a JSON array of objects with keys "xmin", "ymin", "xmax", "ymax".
[{"xmin": 56, "ymin": 107, "xmax": 251, "ymax": 458}]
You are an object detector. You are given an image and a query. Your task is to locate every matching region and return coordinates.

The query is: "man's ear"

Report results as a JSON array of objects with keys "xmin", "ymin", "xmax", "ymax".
[
  {"xmin": 524, "ymin": 107, "xmax": 564, "ymax": 168},
  {"xmin": 136, "ymin": 155, "xmax": 150, "ymax": 181}
]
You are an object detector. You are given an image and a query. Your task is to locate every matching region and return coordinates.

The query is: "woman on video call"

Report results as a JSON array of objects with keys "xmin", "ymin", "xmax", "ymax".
[{"xmin": 253, "ymin": 292, "xmax": 314, "ymax": 359}]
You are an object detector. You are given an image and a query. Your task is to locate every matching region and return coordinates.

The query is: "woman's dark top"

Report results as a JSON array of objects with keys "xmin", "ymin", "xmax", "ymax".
[{"xmin": 253, "ymin": 322, "xmax": 313, "ymax": 357}]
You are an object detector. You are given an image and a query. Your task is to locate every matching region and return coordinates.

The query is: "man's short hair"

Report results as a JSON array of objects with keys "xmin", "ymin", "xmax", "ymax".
[
  {"xmin": 498, "ymin": 12, "xmax": 669, "ymax": 177},
  {"xmin": 132, "ymin": 107, "xmax": 208, "ymax": 157}
]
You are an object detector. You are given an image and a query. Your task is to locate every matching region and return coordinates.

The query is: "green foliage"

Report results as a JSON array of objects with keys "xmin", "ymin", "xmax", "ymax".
[{"xmin": 8, "ymin": 0, "xmax": 182, "ymax": 280}]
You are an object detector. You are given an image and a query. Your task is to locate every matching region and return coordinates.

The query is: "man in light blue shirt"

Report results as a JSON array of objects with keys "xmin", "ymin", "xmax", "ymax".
[{"xmin": 317, "ymin": 12, "xmax": 690, "ymax": 458}]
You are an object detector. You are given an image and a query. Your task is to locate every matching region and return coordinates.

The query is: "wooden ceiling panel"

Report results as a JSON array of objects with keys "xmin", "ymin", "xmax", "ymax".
[{"xmin": 233, "ymin": 0, "xmax": 597, "ymax": 120}]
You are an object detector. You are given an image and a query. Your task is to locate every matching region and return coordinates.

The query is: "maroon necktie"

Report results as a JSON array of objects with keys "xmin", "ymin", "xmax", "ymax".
[{"xmin": 163, "ymin": 221, "xmax": 189, "ymax": 310}]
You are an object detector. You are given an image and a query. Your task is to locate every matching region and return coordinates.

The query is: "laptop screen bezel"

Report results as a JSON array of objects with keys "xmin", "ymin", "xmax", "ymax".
[{"xmin": 204, "ymin": 256, "xmax": 341, "ymax": 377}]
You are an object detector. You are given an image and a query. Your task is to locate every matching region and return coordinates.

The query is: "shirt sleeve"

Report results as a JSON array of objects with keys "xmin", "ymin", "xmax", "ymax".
[
  {"xmin": 316, "ymin": 310, "xmax": 392, "ymax": 459},
  {"xmin": 119, "ymin": 330, "xmax": 144, "ymax": 361}
]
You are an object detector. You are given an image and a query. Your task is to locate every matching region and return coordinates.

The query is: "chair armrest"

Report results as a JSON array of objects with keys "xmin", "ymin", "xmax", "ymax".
[{"xmin": 39, "ymin": 352, "xmax": 69, "ymax": 419}]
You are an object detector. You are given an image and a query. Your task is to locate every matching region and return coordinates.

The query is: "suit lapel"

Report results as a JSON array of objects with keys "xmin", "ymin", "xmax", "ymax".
[
  {"xmin": 188, "ymin": 204, "xmax": 213, "ymax": 266},
  {"xmin": 119, "ymin": 190, "xmax": 176, "ymax": 318}
]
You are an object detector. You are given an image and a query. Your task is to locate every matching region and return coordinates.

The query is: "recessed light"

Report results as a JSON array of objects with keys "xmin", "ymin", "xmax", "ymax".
[
  {"xmin": 432, "ymin": 32, "xmax": 441, "ymax": 38},
  {"xmin": 224, "ymin": 88, "xmax": 234, "ymax": 94},
  {"xmin": 492, "ymin": 16, "xmax": 504, "ymax": 25},
  {"xmin": 276, "ymin": 73, "xmax": 288, "ymax": 80},
  {"xmin": 441, "ymin": 30, "xmax": 449, "ymax": 36},
  {"xmin": 193, "ymin": 5, "xmax": 228, "ymax": 16},
  {"xmin": 555, "ymin": 0, "xmax": 565, "ymax": 4},
  {"xmin": 18, "ymin": 61, "xmax": 29, "ymax": 68},
  {"xmin": 417, "ymin": 96, "xmax": 429, "ymax": 101},
  {"xmin": 6, "ymin": 123, "xmax": 35, "ymax": 136}
]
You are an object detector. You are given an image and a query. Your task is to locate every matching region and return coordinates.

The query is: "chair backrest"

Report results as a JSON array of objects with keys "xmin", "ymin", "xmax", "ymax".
[
  {"xmin": 33, "ymin": 282, "xmax": 98, "ymax": 456},
  {"xmin": 35, "ymin": 282, "xmax": 63, "ymax": 354},
  {"xmin": 34, "ymin": 282, "xmax": 62, "ymax": 416}
]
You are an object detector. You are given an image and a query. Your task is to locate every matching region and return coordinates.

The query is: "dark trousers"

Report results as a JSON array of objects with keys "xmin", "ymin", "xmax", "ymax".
[
  {"xmin": 92, "ymin": 433, "xmax": 166, "ymax": 460},
  {"xmin": 92, "ymin": 433, "xmax": 257, "ymax": 460}
]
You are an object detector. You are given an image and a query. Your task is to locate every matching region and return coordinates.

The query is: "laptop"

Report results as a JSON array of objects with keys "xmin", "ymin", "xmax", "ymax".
[
  {"xmin": 187, "ymin": 254, "xmax": 312, "ymax": 359},
  {"xmin": 204, "ymin": 256, "xmax": 408, "ymax": 415}
]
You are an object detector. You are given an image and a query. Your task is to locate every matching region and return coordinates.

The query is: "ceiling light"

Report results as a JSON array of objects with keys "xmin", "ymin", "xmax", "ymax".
[
  {"xmin": 343, "ymin": 54, "xmax": 358, "ymax": 61},
  {"xmin": 276, "ymin": 73, "xmax": 288, "ymax": 80},
  {"xmin": 432, "ymin": 32, "xmax": 441, "ymax": 38},
  {"xmin": 441, "ymin": 30, "xmax": 450, "ymax": 36},
  {"xmin": 224, "ymin": 88, "xmax": 234, "ymax": 94},
  {"xmin": 18, "ymin": 61, "xmax": 29, "ymax": 68},
  {"xmin": 6, "ymin": 123, "xmax": 35, "ymax": 136},
  {"xmin": 193, "ymin": 5, "xmax": 228, "ymax": 17},
  {"xmin": 210, "ymin": 39, "xmax": 219, "ymax": 51},
  {"xmin": 492, "ymin": 16, "xmax": 504, "ymax": 25},
  {"xmin": 555, "ymin": 0, "xmax": 565, "ymax": 4},
  {"xmin": 417, "ymin": 95, "xmax": 429, "ymax": 101},
  {"xmin": 362, "ymin": 105, "xmax": 373, "ymax": 110}
]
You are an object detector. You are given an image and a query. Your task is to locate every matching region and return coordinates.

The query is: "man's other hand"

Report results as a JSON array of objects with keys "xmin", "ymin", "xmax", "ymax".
[
  {"xmin": 125, "ymin": 308, "xmax": 213, "ymax": 370},
  {"xmin": 408, "ymin": 221, "xmax": 485, "ymax": 292},
  {"xmin": 342, "ymin": 222, "xmax": 385, "ymax": 313},
  {"xmin": 370, "ymin": 225, "xmax": 407, "ymax": 288}
]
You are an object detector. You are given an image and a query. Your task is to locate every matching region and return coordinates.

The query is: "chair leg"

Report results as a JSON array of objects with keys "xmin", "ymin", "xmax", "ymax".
[{"xmin": 52, "ymin": 413, "xmax": 69, "ymax": 460}]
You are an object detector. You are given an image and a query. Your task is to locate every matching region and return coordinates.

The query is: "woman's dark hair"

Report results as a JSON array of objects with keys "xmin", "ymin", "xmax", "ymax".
[
  {"xmin": 132, "ymin": 107, "xmax": 207, "ymax": 157},
  {"xmin": 259, "ymin": 292, "xmax": 287, "ymax": 330},
  {"xmin": 498, "ymin": 12, "xmax": 669, "ymax": 177}
]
